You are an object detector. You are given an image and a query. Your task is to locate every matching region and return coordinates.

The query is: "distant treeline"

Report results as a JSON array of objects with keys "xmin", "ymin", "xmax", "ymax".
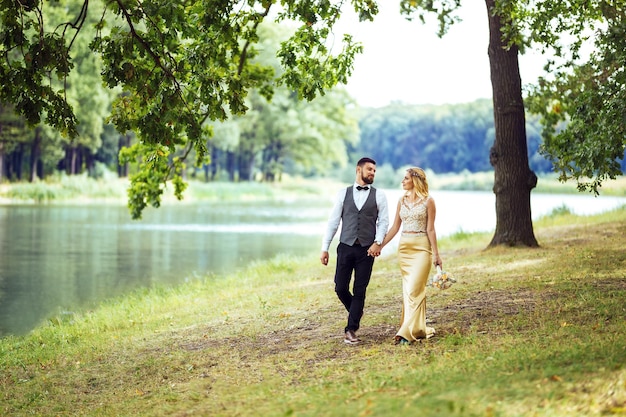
[
  {"xmin": 353, "ymin": 99, "xmax": 551, "ymax": 174},
  {"xmin": 2, "ymin": 97, "xmax": 624, "ymax": 183}
]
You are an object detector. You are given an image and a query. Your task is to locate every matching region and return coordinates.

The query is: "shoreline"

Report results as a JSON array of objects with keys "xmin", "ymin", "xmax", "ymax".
[
  {"xmin": 1, "ymin": 173, "xmax": 624, "ymax": 207},
  {"xmin": 1, "ymin": 208, "xmax": 625, "ymax": 415}
]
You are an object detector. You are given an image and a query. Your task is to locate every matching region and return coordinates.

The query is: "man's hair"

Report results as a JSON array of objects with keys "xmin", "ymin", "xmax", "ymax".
[{"xmin": 357, "ymin": 157, "xmax": 376, "ymax": 167}]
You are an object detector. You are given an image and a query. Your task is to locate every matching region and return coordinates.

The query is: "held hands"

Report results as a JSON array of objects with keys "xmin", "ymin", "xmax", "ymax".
[
  {"xmin": 367, "ymin": 242, "xmax": 382, "ymax": 257},
  {"xmin": 322, "ymin": 244, "xmax": 383, "ymax": 263}
]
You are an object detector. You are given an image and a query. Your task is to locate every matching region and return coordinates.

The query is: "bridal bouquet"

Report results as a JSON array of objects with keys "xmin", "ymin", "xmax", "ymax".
[{"xmin": 428, "ymin": 265, "xmax": 456, "ymax": 290}]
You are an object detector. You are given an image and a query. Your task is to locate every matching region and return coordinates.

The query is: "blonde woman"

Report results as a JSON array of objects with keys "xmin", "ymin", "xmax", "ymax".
[{"xmin": 380, "ymin": 167, "xmax": 442, "ymax": 345}]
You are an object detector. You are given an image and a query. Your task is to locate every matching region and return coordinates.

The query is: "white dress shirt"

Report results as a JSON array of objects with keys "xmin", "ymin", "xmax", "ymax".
[{"xmin": 321, "ymin": 183, "xmax": 389, "ymax": 251}]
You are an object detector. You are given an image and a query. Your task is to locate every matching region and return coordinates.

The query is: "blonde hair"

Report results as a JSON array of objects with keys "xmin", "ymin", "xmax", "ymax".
[{"xmin": 407, "ymin": 167, "xmax": 429, "ymax": 198}]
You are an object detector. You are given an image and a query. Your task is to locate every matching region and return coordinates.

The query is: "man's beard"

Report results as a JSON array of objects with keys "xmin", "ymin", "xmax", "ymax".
[{"xmin": 361, "ymin": 175, "xmax": 374, "ymax": 185}]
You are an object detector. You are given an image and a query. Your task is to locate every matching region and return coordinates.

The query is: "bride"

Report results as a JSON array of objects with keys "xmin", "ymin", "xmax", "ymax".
[{"xmin": 379, "ymin": 167, "xmax": 443, "ymax": 345}]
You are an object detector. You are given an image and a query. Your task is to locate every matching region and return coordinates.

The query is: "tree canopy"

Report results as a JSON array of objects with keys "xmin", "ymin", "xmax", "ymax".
[
  {"xmin": 2, "ymin": 0, "xmax": 624, "ymax": 228},
  {"xmin": 400, "ymin": 0, "xmax": 625, "ymax": 247},
  {"xmin": 1, "ymin": 0, "xmax": 376, "ymax": 218},
  {"xmin": 482, "ymin": 0, "xmax": 626, "ymax": 195},
  {"xmin": 523, "ymin": 0, "xmax": 626, "ymax": 194}
]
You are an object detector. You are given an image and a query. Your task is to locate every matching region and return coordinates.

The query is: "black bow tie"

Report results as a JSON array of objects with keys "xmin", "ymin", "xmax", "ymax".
[{"xmin": 356, "ymin": 185, "xmax": 369, "ymax": 191}]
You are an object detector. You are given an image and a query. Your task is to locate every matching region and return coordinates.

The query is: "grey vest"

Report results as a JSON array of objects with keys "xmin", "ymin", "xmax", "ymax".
[{"xmin": 339, "ymin": 186, "xmax": 378, "ymax": 246}]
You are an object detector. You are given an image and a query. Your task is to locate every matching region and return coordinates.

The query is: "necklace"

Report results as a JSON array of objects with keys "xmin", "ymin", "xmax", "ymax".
[{"xmin": 404, "ymin": 194, "xmax": 425, "ymax": 207}]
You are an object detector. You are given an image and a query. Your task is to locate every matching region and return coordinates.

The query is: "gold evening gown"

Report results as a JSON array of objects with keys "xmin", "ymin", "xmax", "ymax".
[{"xmin": 396, "ymin": 195, "xmax": 436, "ymax": 341}]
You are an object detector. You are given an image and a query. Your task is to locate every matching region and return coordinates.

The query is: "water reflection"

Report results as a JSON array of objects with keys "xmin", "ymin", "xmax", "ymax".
[
  {"xmin": 1, "ymin": 191, "xmax": 625, "ymax": 336},
  {"xmin": 0, "ymin": 201, "xmax": 329, "ymax": 336}
]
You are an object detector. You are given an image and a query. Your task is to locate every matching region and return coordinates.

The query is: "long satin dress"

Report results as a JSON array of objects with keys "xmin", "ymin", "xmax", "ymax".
[{"xmin": 396, "ymin": 196, "xmax": 436, "ymax": 341}]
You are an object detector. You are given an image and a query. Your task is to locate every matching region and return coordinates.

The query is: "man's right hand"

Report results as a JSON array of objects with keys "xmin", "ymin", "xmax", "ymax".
[{"xmin": 320, "ymin": 251, "xmax": 329, "ymax": 266}]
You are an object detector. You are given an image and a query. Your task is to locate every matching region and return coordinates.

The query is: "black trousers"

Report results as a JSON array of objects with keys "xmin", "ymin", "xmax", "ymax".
[{"xmin": 334, "ymin": 242, "xmax": 375, "ymax": 332}]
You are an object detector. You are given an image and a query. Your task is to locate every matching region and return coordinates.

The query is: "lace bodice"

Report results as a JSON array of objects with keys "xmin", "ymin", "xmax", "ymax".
[{"xmin": 399, "ymin": 195, "xmax": 429, "ymax": 233}]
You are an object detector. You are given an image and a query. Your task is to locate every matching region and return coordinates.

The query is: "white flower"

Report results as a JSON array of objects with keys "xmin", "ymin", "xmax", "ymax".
[{"xmin": 428, "ymin": 265, "xmax": 456, "ymax": 290}]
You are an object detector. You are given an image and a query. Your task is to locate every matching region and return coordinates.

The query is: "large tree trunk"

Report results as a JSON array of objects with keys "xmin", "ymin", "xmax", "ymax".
[{"xmin": 485, "ymin": 0, "xmax": 538, "ymax": 247}]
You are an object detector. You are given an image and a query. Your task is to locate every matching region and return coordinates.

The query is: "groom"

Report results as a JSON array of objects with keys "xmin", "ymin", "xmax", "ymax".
[{"xmin": 320, "ymin": 157, "xmax": 389, "ymax": 345}]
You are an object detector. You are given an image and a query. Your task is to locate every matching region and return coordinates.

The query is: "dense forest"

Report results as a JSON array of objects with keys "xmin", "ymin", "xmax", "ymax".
[
  {"xmin": 5, "ymin": 92, "xmax": 623, "ymax": 183},
  {"xmin": 1, "ymin": 1, "xmax": 624, "ymax": 189},
  {"xmin": 352, "ymin": 99, "xmax": 553, "ymax": 175}
]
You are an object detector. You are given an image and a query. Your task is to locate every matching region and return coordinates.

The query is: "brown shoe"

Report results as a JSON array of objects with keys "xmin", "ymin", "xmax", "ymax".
[{"xmin": 344, "ymin": 330, "xmax": 360, "ymax": 345}]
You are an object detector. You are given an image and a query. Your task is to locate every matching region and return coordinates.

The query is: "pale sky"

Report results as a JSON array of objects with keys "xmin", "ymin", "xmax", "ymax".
[{"xmin": 334, "ymin": 3, "xmax": 549, "ymax": 107}]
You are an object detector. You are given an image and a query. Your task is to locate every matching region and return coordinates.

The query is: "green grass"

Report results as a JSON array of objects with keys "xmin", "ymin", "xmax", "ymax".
[
  {"xmin": 2, "ymin": 208, "xmax": 626, "ymax": 416},
  {"xmin": 0, "ymin": 174, "xmax": 343, "ymax": 205},
  {"xmin": 0, "ymin": 173, "xmax": 128, "ymax": 203},
  {"xmin": 431, "ymin": 171, "xmax": 626, "ymax": 196}
]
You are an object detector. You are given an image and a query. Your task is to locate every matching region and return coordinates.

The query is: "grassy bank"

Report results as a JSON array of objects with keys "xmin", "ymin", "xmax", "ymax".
[
  {"xmin": 431, "ymin": 171, "xmax": 626, "ymax": 195},
  {"xmin": 1, "ymin": 208, "xmax": 625, "ymax": 416},
  {"xmin": 0, "ymin": 174, "xmax": 330, "ymax": 205},
  {"xmin": 1, "ymin": 171, "xmax": 625, "ymax": 205}
]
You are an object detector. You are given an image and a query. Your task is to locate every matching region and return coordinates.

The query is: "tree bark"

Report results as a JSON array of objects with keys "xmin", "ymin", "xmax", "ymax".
[{"xmin": 485, "ymin": 0, "xmax": 539, "ymax": 247}]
